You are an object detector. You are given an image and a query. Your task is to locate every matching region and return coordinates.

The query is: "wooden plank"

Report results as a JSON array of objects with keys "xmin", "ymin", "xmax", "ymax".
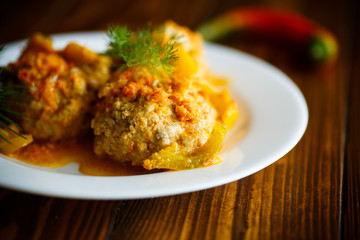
[
  {"xmin": 343, "ymin": 2, "xmax": 360, "ymax": 239},
  {"xmin": 0, "ymin": 189, "xmax": 117, "ymax": 240}
]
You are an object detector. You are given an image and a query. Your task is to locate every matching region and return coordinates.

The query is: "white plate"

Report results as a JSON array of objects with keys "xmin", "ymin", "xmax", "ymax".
[{"xmin": 0, "ymin": 32, "xmax": 308, "ymax": 199}]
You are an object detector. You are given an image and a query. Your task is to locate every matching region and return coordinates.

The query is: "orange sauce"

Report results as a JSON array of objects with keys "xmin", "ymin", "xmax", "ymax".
[{"xmin": 8, "ymin": 136, "xmax": 163, "ymax": 176}]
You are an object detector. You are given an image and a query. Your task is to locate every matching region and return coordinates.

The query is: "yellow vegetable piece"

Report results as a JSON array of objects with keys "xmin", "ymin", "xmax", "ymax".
[
  {"xmin": 143, "ymin": 123, "xmax": 226, "ymax": 170},
  {"xmin": 173, "ymin": 46, "xmax": 198, "ymax": 77},
  {"xmin": 209, "ymin": 75, "xmax": 229, "ymax": 87},
  {"xmin": 221, "ymin": 101, "xmax": 239, "ymax": 130},
  {"xmin": 28, "ymin": 33, "xmax": 54, "ymax": 53},
  {"xmin": 196, "ymin": 82, "xmax": 239, "ymax": 130},
  {"xmin": 0, "ymin": 132, "xmax": 33, "ymax": 154},
  {"xmin": 213, "ymin": 89, "xmax": 239, "ymax": 129},
  {"xmin": 62, "ymin": 42, "xmax": 98, "ymax": 65}
]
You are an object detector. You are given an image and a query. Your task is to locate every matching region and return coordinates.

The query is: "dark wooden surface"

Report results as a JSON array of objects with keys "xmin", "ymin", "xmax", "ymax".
[{"xmin": 0, "ymin": 0, "xmax": 359, "ymax": 239}]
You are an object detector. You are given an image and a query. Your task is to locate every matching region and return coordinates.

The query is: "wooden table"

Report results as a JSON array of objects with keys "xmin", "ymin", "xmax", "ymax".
[{"xmin": 0, "ymin": 0, "xmax": 359, "ymax": 239}]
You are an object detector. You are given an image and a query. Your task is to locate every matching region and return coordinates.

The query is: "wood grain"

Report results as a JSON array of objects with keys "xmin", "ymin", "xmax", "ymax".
[
  {"xmin": 0, "ymin": 0, "xmax": 358, "ymax": 239},
  {"xmin": 0, "ymin": 190, "xmax": 117, "ymax": 240},
  {"xmin": 343, "ymin": 2, "xmax": 360, "ymax": 239}
]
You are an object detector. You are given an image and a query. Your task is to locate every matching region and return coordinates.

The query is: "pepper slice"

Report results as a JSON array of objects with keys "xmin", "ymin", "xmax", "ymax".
[
  {"xmin": 142, "ymin": 123, "xmax": 227, "ymax": 170},
  {"xmin": 197, "ymin": 7, "xmax": 338, "ymax": 64},
  {"xmin": 0, "ymin": 128, "xmax": 33, "ymax": 154},
  {"xmin": 173, "ymin": 45, "xmax": 198, "ymax": 77}
]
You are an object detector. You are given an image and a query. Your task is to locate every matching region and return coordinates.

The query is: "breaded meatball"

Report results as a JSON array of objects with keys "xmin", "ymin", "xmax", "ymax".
[
  {"xmin": 9, "ymin": 34, "xmax": 111, "ymax": 141},
  {"xmin": 91, "ymin": 67, "xmax": 217, "ymax": 166}
]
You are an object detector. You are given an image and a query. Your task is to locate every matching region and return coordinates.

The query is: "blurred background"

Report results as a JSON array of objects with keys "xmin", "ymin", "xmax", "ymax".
[
  {"xmin": 1, "ymin": 0, "xmax": 356, "ymax": 69},
  {"xmin": 0, "ymin": 0, "xmax": 358, "ymax": 73}
]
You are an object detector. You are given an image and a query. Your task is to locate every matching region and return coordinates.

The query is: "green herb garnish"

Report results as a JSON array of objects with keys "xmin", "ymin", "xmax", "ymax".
[
  {"xmin": 0, "ymin": 45, "xmax": 3, "ymax": 74},
  {"xmin": 105, "ymin": 25, "xmax": 178, "ymax": 75},
  {"xmin": 0, "ymin": 46, "xmax": 28, "ymax": 144}
]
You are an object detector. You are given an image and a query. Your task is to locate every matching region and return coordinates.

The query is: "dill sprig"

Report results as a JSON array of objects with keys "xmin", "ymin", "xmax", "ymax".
[
  {"xmin": 0, "ymin": 45, "xmax": 3, "ymax": 74},
  {"xmin": 0, "ymin": 83, "xmax": 29, "ymax": 143},
  {"xmin": 0, "ymin": 46, "xmax": 28, "ymax": 144},
  {"xmin": 105, "ymin": 25, "xmax": 178, "ymax": 75}
]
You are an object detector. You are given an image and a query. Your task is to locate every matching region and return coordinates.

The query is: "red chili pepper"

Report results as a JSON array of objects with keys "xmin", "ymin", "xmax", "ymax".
[{"xmin": 197, "ymin": 7, "xmax": 338, "ymax": 64}]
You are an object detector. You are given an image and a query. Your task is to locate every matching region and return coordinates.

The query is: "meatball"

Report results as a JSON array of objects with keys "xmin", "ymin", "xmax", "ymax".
[
  {"xmin": 91, "ymin": 67, "xmax": 217, "ymax": 166},
  {"xmin": 9, "ymin": 34, "xmax": 111, "ymax": 141}
]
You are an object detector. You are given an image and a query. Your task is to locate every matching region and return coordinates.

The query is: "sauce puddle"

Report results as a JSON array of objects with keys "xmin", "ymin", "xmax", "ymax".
[{"xmin": 9, "ymin": 136, "xmax": 163, "ymax": 176}]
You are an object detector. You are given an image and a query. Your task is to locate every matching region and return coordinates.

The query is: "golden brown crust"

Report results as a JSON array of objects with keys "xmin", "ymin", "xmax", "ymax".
[{"xmin": 92, "ymin": 67, "xmax": 217, "ymax": 165}]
